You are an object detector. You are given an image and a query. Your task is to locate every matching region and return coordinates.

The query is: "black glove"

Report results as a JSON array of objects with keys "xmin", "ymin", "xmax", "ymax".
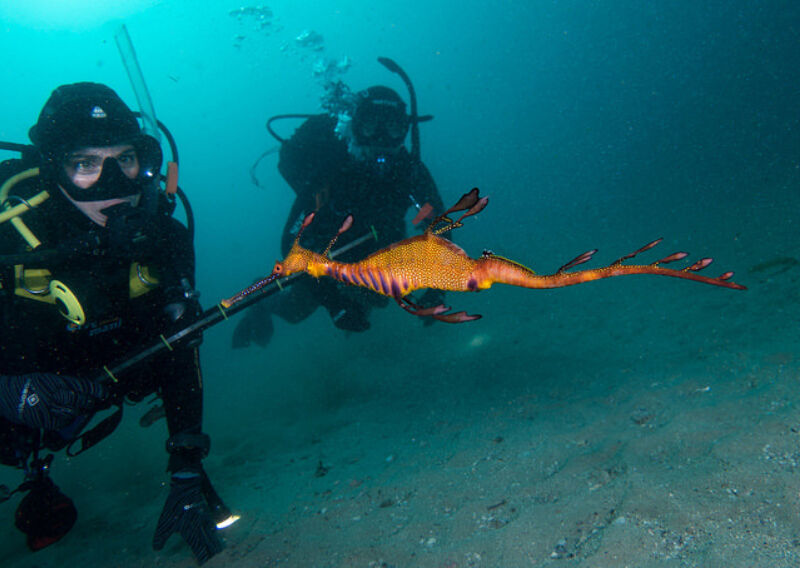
[
  {"xmin": 153, "ymin": 468, "xmax": 223, "ymax": 565},
  {"xmin": 0, "ymin": 373, "xmax": 108, "ymax": 431},
  {"xmin": 162, "ymin": 278, "xmax": 204, "ymax": 347},
  {"xmin": 163, "ymin": 278, "xmax": 202, "ymax": 323}
]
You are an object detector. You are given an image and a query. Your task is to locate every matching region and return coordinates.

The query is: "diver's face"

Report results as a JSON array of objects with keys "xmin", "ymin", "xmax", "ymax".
[{"xmin": 63, "ymin": 144, "xmax": 139, "ymax": 189}]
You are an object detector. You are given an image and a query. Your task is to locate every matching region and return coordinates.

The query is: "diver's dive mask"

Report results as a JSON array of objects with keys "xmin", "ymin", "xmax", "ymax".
[
  {"xmin": 58, "ymin": 134, "xmax": 162, "ymax": 202},
  {"xmin": 61, "ymin": 156, "xmax": 140, "ymax": 202},
  {"xmin": 352, "ymin": 108, "xmax": 409, "ymax": 149},
  {"xmin": 352, "ymin": 86, "xmax": 410, "ymax": 149}
]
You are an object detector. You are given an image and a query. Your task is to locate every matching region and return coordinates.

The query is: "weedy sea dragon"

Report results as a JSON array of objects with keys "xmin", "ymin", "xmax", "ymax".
[{"xmin": 222, "ymin": 188, "xmax": 745, "ymax": 322}]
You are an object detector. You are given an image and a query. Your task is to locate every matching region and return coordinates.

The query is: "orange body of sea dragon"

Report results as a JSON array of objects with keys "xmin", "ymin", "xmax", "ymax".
[{"xmin": 222, "ymin": 188, "xmax": 745, "ymax": 322}]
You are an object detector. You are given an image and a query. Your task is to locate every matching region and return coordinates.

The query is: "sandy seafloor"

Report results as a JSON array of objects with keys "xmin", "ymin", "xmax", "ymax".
[{"xmin": 1, "ymin": 187, "xmax": 798, "ymax": 568}]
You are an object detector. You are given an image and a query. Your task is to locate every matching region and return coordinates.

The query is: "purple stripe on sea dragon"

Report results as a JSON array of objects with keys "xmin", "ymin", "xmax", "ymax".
[
  {"xmin": 355, "ymin": 267, "xmax": 367, "ymax": 287},
  {"xmin": 391, "ymin": 279, "xmax": 402, "ymax": 298},
  {"xmin": 378, "ymin": 272, "xmax": 390, "ymax": 295},
  {"xmin": 367, "ymin": 269, "xmax": 380, "ymax": 291}
]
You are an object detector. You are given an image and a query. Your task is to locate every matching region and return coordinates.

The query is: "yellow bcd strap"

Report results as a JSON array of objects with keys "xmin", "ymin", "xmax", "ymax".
[
  {"xmin": 0, "ymin": 168, "xmax": 49, "ymax": 249},
  {"xmin": 12, "ymin": 265, "xmax": 86, "ymax": 325},
  {"xmin": 14, "ymin": 266, "xmax": 53, "ymax": 301},
  {"xmin": 13, "ymin": 262, "xmax": 160, "ymax": 326},
  {"xmin": 129, "ymin": 262, "xmax": 160, "ymax": 298}
]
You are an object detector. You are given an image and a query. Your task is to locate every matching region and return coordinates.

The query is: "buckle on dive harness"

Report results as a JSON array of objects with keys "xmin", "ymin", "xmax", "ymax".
[
  {"xmin": 66, "ymin": 405, "xmax": 123, "ymax": 458},
  {"xmin": 49, "ymin": 280, "xmax": 86, "ymax": 326},
  {"xmin": 13, "ymin": 266, "xmax": 86, "ymax": 326}
]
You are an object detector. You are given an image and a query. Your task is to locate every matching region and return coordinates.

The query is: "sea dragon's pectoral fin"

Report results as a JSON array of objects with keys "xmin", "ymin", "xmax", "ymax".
[
  {"xmin": 433, "ymin": 311, "xmax": 483, "ymax": 323},
  {"xmin": 394, "ymin": 295, "xmax": 482, "ymax": 323}
]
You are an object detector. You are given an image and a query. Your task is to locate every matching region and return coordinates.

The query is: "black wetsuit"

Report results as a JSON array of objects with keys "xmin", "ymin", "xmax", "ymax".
[
  {"xmin": 234, "ymin": 114, "xmax": 445, "ymax": 347},
  {"xmin": 0, "ymin": 158, "xmax": 204, "ymax": 471}
]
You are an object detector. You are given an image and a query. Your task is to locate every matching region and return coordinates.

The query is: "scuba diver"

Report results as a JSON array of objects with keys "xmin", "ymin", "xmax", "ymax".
[
  {"xmin": 0, "ymin": 82, "xmax": 231, "ymax": 564},
  {"xmin": 233, "ymin": 58, "xmax": 447, "ymax": 349}
]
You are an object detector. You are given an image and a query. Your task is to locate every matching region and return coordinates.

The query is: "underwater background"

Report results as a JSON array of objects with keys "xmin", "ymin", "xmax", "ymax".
[{"xmin": 1, "ymin": 1, "xmax": 799, "ymax": 566}]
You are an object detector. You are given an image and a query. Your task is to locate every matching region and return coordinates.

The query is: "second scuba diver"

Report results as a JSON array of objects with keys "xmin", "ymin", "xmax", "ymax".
[
  {"xmin": 0, "ymin": 83, "xmax": 232, "ymax": 564},
  {"xmin": 233, "ymin": 60, "xmax": 447, "ymax": 349}
]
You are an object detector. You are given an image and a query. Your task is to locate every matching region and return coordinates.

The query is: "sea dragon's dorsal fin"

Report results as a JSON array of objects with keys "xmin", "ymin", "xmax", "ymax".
[
  {"xmin": 322, "ymin": 214, "xmax": 354, "ymax": 257},
  {"xmin": 294, "ymin": 212, "xmax": 316, "ymax": 247}
]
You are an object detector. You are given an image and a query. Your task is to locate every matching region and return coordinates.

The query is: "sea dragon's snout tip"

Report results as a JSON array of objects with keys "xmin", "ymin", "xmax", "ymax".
[{"xmin": 221, "ymin": 272, "xmax": 281, "ymax": 309}]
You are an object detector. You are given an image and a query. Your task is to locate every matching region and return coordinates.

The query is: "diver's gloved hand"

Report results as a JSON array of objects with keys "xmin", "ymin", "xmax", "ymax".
[
  {"xmin": 153, "ymin": 468, "xmax": 223, "ymax": 565},
  {"xmin": 163, "ymin": 278, "xmax": 202, "ymax": 323},
  {"xmin": 0, "ymin": 373, "xmax": 108, "ymax": 431},
  {"xmin": 417, "ymin": 289, "xmax": 446, "ymax": 327},
  {"xmin": 162, "ymin": 278, "xmax": 204, "ymax": 345}
]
